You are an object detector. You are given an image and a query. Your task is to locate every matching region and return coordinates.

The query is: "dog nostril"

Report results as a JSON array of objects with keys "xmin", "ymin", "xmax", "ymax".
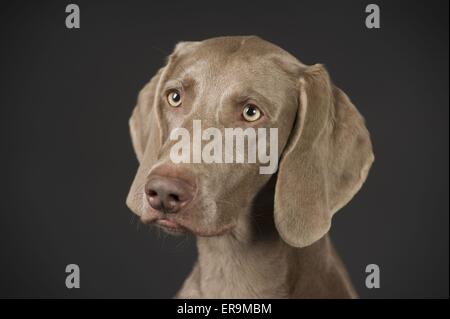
[
  {"xmin": 169, "ymin": 194, "xmax": 180, "ymax": 202},
  {"xmin": 148, "ymin": 190, "xmax": 158, "ymax": 197}
]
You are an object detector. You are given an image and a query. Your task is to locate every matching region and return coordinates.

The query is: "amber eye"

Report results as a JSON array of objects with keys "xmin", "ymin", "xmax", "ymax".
[
  {"xmin": 242, "ymin": 104, "xmax": 262, "ymax": 122},
  {"xmin": 167, "ymin": 90, "xmax": 182, "ymax": 107}
]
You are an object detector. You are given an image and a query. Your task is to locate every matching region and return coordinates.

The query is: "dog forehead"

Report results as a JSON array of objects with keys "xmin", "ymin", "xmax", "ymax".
[
  {"xmin": 175, "ymin": 37, "xmax": 297, "ymax": 68},
  {"xmin": 171, "ymin": 37, "xmax": 301, "ymax": 90},
  {"xmin": 198, "ymin": 36, "xmax": 294, "ymax": 59}
]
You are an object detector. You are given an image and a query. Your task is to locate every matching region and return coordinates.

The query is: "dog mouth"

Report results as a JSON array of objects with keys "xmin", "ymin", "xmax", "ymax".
[
  {"xmin": 139, "ymin": 207, "xmax": 235, "ymax": 236},
  {"xmin": 155, "ymin": 218, "xmax": 186, "ymax": 233},
  {"xmin": 138, "ymin": 210, "xmax": 186, "ymax": 233}
]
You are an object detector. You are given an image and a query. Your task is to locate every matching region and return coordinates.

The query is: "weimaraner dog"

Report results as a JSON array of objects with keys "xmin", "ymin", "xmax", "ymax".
[{"xmin": 126, "ymin": 36, "xmax": 374, "ymax": 298}]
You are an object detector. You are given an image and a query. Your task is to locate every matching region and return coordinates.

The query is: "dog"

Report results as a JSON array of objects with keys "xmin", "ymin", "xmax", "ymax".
[{"xmin": 126, "ymin": 36, "xmax": 374, "ymax": 298}]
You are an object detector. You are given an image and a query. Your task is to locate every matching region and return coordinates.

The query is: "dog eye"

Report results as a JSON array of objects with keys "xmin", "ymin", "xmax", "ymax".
[
  {"xmin": 167, "ymin": 90, "xmax": 182, "ymax": 107},
  {"xmin": 242, "ymin": 104, "xmax": 262, "ymax": 122}
]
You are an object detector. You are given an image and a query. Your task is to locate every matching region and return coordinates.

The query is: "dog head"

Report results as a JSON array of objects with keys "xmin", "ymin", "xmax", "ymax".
[{"xmin": 126, "ymin": 36, "xmax": 374, "ymax": 247}]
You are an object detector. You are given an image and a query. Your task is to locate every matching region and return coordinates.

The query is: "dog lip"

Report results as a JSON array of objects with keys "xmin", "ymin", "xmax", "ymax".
[{"xmin": 156, "ymin": 218, "xmax": 183, "ymax": 230}]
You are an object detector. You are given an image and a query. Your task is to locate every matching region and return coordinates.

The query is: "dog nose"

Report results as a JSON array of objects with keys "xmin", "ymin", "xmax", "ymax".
[{"xmin": 145, "ymin": 176, "xmax": 195, "ymax": 214}]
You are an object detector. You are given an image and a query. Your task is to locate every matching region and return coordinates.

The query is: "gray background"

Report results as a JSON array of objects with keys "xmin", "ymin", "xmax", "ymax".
[{"xmin": 0, "ymin": 0, "xmax": 448, "ymax": 298}]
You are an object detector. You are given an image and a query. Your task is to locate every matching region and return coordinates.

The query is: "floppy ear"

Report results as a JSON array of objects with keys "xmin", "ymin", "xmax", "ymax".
[
  {"xmin": 274, "ymin": 64, "xmax": 374, "ymax": 248},
  {"xmin": 130, "ymin": 41, "xmax": 201, "ymax": 162},
  {"xmin": 129, "ymin": 68, "xmax": 164, "ymax": 162}
]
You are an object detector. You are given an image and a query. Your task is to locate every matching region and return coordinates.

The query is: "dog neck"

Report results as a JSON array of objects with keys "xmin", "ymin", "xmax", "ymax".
[
  {"xmin": 194, "ymin": 222, "xmax": 332, "ymax": 298},
  {"xmin": 188, "ymin": 175, "xmax": 334, "ymax": 298}
]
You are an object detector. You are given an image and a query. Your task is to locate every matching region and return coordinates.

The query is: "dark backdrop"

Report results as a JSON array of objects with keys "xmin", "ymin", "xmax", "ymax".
[{"xmin": 0, "ymin": 0, "xmax": 448, "ymax": 298}]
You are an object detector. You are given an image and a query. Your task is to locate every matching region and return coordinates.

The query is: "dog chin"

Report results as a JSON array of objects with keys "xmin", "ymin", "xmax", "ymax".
[
  {"xmin": 153, "ymin": 218, "xmax": 235, "ymax": 237},
  {"xmin": 154, "ymin": 219, "xmax": 187, "ymax": 235},
  {"xmin": 177, "ymin": 221, "xmax": 236, "ymax": 237},
  {"xmin": 138, "ymin": 208, "xmax": 235, "ymax": 237}
]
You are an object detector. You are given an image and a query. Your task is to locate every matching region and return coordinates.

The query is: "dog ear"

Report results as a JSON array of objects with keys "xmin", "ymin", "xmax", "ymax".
[
  {"xmin": 274, "ymin": 64, "xmax": 374, "ymax": 248},
  {"xmin": 129, "ymin": 68, "xmax": 164, "ymax": 162},
  {"xmin": 130, "ymin": 42, "xmax": 201, "ymax": 162}
]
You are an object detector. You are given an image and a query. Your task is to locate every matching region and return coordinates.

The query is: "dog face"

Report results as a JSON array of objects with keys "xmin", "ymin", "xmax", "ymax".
[{"xmin": 126, "ymin": 36, "xmax": 374, "ymax": 247}]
